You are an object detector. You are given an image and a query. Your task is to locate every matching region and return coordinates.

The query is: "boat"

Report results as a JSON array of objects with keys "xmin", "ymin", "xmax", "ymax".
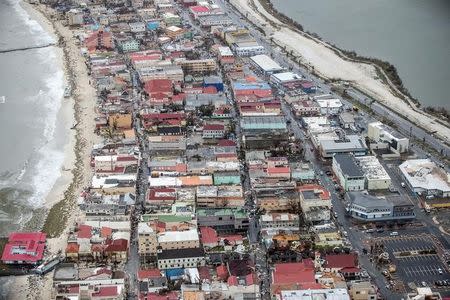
[
  {"xmin": 0, "ymin": 96, "xmax": 5, "ymax": 103},
  {"xmin": 64, "ymin": 86, "xmax": 72, "ymax": 98}
]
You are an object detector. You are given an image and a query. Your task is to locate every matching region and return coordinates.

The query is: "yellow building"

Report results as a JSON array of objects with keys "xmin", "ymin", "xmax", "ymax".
[
  {"xmin": 138, "ymin": 222, "xmax": 158, "ymax": 257},
  {"xmin": 179, "ymin": 59, "xmax": 217, "ymax": 73},
  {"xmin": 109, "ymin": 113, "xmax": 132, "ymax": 129}
]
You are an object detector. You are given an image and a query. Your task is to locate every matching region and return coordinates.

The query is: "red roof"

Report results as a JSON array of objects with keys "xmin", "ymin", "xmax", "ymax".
[
  {"xmin": 272, "ymin": 261, "xmax": 316, "ymax": 285},
  {"xmin": 298, "ymin": 184, "xmax": 331, "ymax": 200},
  {"xmin": 267, "ymin": 167, "xmax": 291, "ymax": 174},
  {"xmin": 91, "ymin": 286, "xmax": 119, "ymax": 297},
  {"xmin": 198, "ymin": 266, "xmax": 211, "ymax": 281},
  {"xmin": 148, "ymin": 188, "xmax": 177, "ymax": 202},
  {"xmin": 200, "ymin": 227, "xmax": 218, "ymax": 245},
  {"xmin": 203, "ymin": 124, "xmax": 224, "ymax": 131},
  {"xmin": 65, "ymin": 242, "xmax": 80, "ymax": 254},
  {"xmin": 325, "ymin": 253, "xmax": 357, "ymax": 269},
  {"xmin": 1, "ymin": 232, "xmax": 46, "ymax": 264},
  {"xmin": 203, "ymin": 86, "xmax": 217, "ymax": 94},
  {"xmin": 137, "ymin": 269, "xmax": 162, "ymax": 280},
  {"xmin": 105, "ymin": 239, "xmax": 128, "ymax": 252},
  {"xmin": 141, "ymin": 292, "xmax": 179, "ymax": 300},
  {"xmin": 190, "ymin": 5, "xmax": 210, "ymax": 13},
  {"xmin": 77, "ymin": 224, "xmax": 92, "ymax": 239},
  {"xmin": 144, "ymin": 79, "xmax": 172, "ymax": 95},
  {"xmin": 217, "ymin": 265, "xmax": 229, "ymax": 281},
  {"xmin": 227, "ymin": 275, "xmax": 238, "ymax": 286},
  {"xmin": 217, "ymin": 139, "xmax": 236, "ymax": 147},
  {"xmin": 220, "ymin": 235, "xmax": 243, "ymax": 245},
  {"xmin": 101, "ymin": 227, "xmax": 113, "ymax": 238}
]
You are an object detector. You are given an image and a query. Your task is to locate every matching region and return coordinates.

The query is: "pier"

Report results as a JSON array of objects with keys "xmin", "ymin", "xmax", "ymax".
[{"xmin": 0, "ymin": 43, "xmax": 55, "ymax": 54}]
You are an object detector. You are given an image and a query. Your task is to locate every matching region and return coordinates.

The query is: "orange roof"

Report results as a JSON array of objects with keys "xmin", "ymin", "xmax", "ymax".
[
  {"xmin": 101, "ymin": 226, "xmax": 113, "ymax": 238},
  {"xmin": 180, "ymin": 176, "xmax": 213, "ymax": 186},
  {"xmin": 65, "ymin": 242, "xmax": 79, "ymax": 254}
]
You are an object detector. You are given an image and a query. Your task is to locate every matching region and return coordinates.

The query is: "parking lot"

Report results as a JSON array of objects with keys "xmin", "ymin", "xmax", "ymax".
[{"xmin": 380, "ymin": 235, "xmax": 450, "ymax": 289}]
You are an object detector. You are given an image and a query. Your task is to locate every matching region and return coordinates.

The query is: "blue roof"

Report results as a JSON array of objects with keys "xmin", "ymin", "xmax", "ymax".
[
  {"xmin": 233, "ymin": 82, "xmax": 271, "ymax": 90},
  {"xmin": 165, "ymin": 268, "xmax": 184, "ymax": 277}
]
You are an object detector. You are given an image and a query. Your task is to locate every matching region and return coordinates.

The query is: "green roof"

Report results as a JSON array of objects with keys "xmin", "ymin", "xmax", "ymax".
[
  {"xmin": 197, "ymin": 208, "xmax": 247, "ymax": 219},
  {"xmin": 141, "ymin": 214, "xmax": 192, "ymax": 223}
]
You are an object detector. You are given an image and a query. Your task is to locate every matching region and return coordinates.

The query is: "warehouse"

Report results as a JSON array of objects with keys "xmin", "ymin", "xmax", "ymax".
[
  {"xmin": 250, "ymin": 54, "xmax": 284, "ymax": 76},
  {"xmin": 399, "ymin": 159, "xmax": 450, "ymax": 197}
]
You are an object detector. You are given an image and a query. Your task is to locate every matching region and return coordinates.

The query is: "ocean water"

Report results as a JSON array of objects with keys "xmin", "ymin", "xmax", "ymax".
[
  {"xmin": 271, "ymin": 0, "xmax": 450, "ymax": 108},
  {"xmin": 0, "ymin": 0, "xmax": 67, "ymax": 237}
]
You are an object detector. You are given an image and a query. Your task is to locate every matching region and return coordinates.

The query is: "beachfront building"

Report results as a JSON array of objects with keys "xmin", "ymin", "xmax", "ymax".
[{"xmin": 1, "ymin": 232, "xmax": 46, "ymax": 265}]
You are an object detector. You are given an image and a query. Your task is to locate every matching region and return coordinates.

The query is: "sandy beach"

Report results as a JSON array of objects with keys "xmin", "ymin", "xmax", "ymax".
[
  {"xmin": 230, "ymin": 0, "xmax": 450, "ymax": 143},
  {"xmin": 5, "ymin": 2, "xmax": 99, "ymax": 299}
]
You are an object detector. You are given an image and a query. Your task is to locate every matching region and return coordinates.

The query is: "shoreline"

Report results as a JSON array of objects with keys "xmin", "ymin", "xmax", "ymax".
[
  {"xmin": 6, "ymin": 2, "xmax": 99, "ymax": 299},
  {"xmin": 229, "ymin": 0, "xmax": 450, "ymax": 145}
]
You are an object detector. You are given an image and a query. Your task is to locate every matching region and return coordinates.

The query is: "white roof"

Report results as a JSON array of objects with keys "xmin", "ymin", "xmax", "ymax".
[
  {"xmin": 149, "ymin": 177, "xmax": 181, "ymax": 187},
  {"xmin": 91, "ymin": 174, "xmax": 136, "ymax": 188},
  {"xmin": 271, "ymin": 71, "xmax": 302, "ymax": 82},
  {"xmin": 138, "ymin": 222, "xmax": 154, "ymax": 234},
  {"xmin": 281, "ymin": 288, "xmax": 350, "ymax": 300},
  {"xmin": 250, "ymin": 54, "xmax": 283, "ymax": 72},
  {"xmin": 315, "ymin": 98, "xmax": 343, "ymax": 108},
  {"xmin": 218, "ymin": 46, "xmax": 233, "ymax": 56},
  {"xmin": 95, "ymin": 155, "xmax": 116, "ymax": 162},
  {"xmin": 399, "ymin": 159, "xmax": 450, "ymax": 193},
  {"xmin": 157, "ymin": 228, "xmax": 199, "ymax": 243},
  {"xmin": 355, "ymin": 156, "xmax": 391, "ymax": 181}
]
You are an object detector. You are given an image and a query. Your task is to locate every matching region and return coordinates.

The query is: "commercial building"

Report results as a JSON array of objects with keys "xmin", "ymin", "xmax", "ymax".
[
  {"xmin": 270, "ymin": 71, "xmax": 302, "ymax": 87},
  {"xmin": 157, "ymin": 229, "xmax": 200, "ymax": 250},
  {"xmin": 348, "ymin": 281, "xmax": 378, "ymax": 300},
  {"xmin": 165, "ymin": 26, "xmax": 185, "ymax": 40},
  {"xmin": 197, "ymin": 208, "xmax": 249, "ymax": 233},
  {"xmin": 250, "ymin": 54, "xmax": 284, "ymax": 76},
  {"xmin": 157, "ymin": 248, "xmax": 205, "ymax": 269},
  {"xmin": 198, "ymin": 15, "xmax": 233, "ymax": 27},
  {"xmin": 355, "ymin": 156, "xmax": 391, "ymax": 190},
  {"xmin": 298, "ymin": 184, "xmax": 332, "ymax": 222},
  {"xmin": 314, "ymin": 97, "xmax": 343, "ymax": 115},
  {"xmin": 347, "ymin": 192, "xmax": 415, "ymax": 221},
  {"xmin": 138, "ymin": 222, "xmax": 158, "ymax": 258},
  {"xmin": 399, "ymin": 159, "xmax": 450, "ymax": 197},
  {"xmin": 202, "ymin": 124, "xmax": 226, "ymax": 139},
  {"xmin": 368, "ymin": 122, "xmax": 409, "ymax": 154},
  {"xmin": 318, "ymin": 134, "xmax": 367, "ymax": 158},
  {"xmin": 179, "ymin": 59, "xmax": 217, "ymax": 73},
  {"xmin": 260, "ymin": 213, "xmax": 299, "ymax": 230},
  {"xmin": 217, "ymin": 46, "xmax": 235, "ymax": 64},
  {"xmin": 280, "ymin": 288, "xmax": 350, "ymax": 300},
  {"xmin": 332, "ymin": 154, "xmax": 365, "ymax": 191},
  {"xmin": 240, "ymin": 116, "xmax": 287, "ymax": 132}
]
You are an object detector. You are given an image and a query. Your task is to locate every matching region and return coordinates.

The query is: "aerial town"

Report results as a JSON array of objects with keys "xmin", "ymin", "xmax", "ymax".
[{"xmin": 1, "ymin": 0, "xmax": 450, "ymax": 299}]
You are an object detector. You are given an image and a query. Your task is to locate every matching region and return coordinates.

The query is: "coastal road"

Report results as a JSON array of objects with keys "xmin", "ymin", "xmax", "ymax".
[{"xmin": 219, "ymin": 0, "xmax": 450, "ymax": 167}]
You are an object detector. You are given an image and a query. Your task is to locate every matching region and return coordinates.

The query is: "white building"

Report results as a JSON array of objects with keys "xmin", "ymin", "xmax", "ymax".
[
  {"xmin": 270, "ymin": 71, "xmax": 302, "ymax": 86},
  {"xmin": 399, "ymin": 159, "xmax": 450, "ymax": 197},
  {"xmin": 129, "ymin": 22, "xmax": 146, "ymax": 33},
  {"xmin": 355, "ymin": 156, "xmax": 391, "ymax": 190},
  {"xmin": 368, "ymin": 122, "xmax": 409, "ymax": 154},
  {"xmin": 233, "ymin": 42, "xmax": 265, "ymax": 57},
  {"xmin": 314, "ymin": 98, "xmax": 343, "ymax": 115},
  {"xmin": 250, "ymin": 54, "xmax": 284, "ymax": 75},
  {"xmin": 281, "ymin": 288, "xmax": 350, "ymax": 300},
  {"xmin": 157, "ymin": 229, "xmax": 200, "ymax": 250},
  {"xmin": 157, "ymin": 248, "xmax": 205, "ymax": 269}
]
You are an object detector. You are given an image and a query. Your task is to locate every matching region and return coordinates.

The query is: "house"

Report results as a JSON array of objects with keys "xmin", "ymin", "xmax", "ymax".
[
  {"xmin": 197, "ymin": 208, "xmax": 249, "ymax": 233},
  {"xmin": 199, "ymin": 227, "xmax": 219, "ymax": 248},
  {"xmin": 138, "ymin": 222, "xmax": 158, "ymax": 258},
  {"xmin": 137, "ymin": 269, "xmax": 167, "ymax": 294},
  {"xmin": 146, "ymin": 188, "xmax": 177, "ymax": 208},
  {"xmin": 260, "ymin": 213, "xmax": 299, "ymax": 230},
  {"xmin": 1, "ymin": 232, "xmax": 46, "ymax": 265},
  {"xmin": 109, "ymin": 113, "xmax": 132, "ymax": 129},
  {"xmin": 271, "ymin": 260, "xmax": 321, "ymax": 295},
  {"xmin": 202, "ymin": 124, "xmax": 225, "ymax": 139},
  {"xmin": 323, "ymin": 253, "xmax": 360, "ymax": 279}
]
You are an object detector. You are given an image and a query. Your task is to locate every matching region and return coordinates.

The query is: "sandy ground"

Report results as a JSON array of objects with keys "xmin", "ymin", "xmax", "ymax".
[
  {"xmin": 231, "ymin": 0, "xmax": 450, "ymax": 142},
  {"xmin": 7, "ymin": 2, "xmax": 99, "ymax": 299}
]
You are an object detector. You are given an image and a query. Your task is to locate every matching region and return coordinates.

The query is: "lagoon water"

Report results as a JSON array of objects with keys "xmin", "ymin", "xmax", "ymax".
[
  {"xmin": 271, "ymin": 0, "xmax": 450, "ymax": 108},
  {"xmin": 0, "ymin": 0, "xmax": 67, "ymax": 238}
]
